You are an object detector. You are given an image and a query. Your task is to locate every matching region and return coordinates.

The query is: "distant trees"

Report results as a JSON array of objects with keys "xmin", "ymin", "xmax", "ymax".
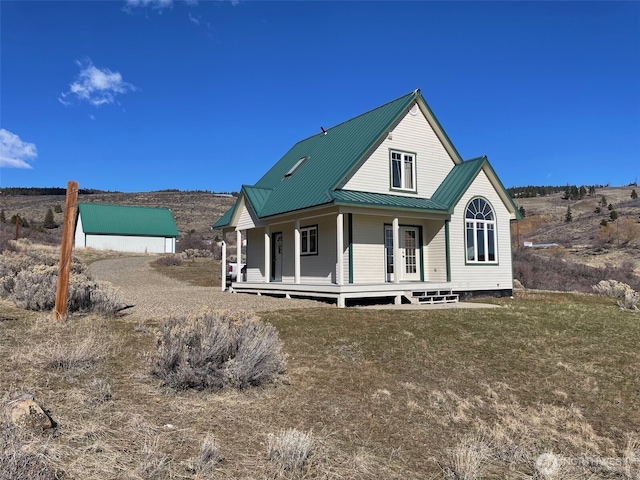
[
  {"xmin": 565, "ymin": 205, "xmax": 572, "ymax": 223},
  {"xmin": 632, "ymin": 189, "xmax": 638, "ymax": 199},
  {"xmin": 43, "ymin": 208, "xmax": 57, "ymax": 229}
]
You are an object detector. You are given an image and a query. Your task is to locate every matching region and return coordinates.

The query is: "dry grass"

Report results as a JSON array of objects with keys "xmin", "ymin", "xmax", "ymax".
[
  {"xmin": 151, "ymin": 257, "xmax": 221, "ymax": 287},
  {"xmin": 1, "ymin": 285, "xmax": 639, "ymax": 478}
]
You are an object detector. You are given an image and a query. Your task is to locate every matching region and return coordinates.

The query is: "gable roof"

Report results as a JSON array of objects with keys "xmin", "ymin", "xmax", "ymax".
[
  {"xmin": 432, "ymin": 156, "xmax": 523, "ymax": 219},
  {"xmin": 77, "ymin": 203, "xmax": 179, "ymax": 237},
  {"xmin": 213, "ymin": 90, "xmax": 519, "ymax": 228}
]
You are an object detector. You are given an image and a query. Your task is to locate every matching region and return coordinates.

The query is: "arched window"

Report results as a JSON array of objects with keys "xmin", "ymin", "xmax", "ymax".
[{"xmin": 465, "ymin": 198, "xmax": 497, "ymax": 263}]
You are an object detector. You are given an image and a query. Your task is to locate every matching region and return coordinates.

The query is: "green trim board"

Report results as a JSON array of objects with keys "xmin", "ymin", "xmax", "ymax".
[
  {"xmin": 445, "ymin": 220, "xmax": 451, "ymax": 282},
  {"xmin": 77, "ymin": 203, "xmax": 178, "ymax": 237},
  {"xmin": 348, "ymin": 213, "xmax": 353, "ymax": 284}
]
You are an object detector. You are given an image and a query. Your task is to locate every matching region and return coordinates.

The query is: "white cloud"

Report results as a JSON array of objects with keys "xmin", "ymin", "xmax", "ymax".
[
  {"xmin": 188, "ymin": 12, "xmax": 200, "ymax": 25},
  {"xmin": 125, "ymin": 0, "xmax": 173, "ymax": 9},
  {"xmin": 59, "ymin": 59, "xmax": 137, "ymax": 107},
  {"xmin": 0, "ymin": 129, "xmax": 37, "ymax": 169}
]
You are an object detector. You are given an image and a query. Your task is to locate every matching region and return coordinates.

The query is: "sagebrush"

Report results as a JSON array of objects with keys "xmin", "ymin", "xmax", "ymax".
[
  {"xmin": 266, "ymin": 428, "xmax": 314, "ymax": 472},
  {"xmin": 151, "ymin": 310, "xmax": 286, "ymax": 391},
  {"xmin": 0, "ymin": 243, "xmax": 126, "ymax": 315}
]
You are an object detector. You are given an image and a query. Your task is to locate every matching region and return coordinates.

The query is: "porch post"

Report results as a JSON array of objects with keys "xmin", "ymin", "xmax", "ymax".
[
  {"xmin": 336, "ymin": 213, "xmax": 344, "ymax": 286},
  {"xmin": 264, "ymin": 225, "xmax": 270, "ymax": 283},
  {"xmin": 294, "ymin": 219, "xmax": 301, "ymax": 284},
  {"xmin": 237, "ymin": 229, "xmax": 242, "ymax": 283},
  {"xmin": 392, "ymin": 217, "xmax": 400, "ymax": 284},
  {"xmin": 221, "ymin": 238, "xmax": 227, "ymax": 292}
]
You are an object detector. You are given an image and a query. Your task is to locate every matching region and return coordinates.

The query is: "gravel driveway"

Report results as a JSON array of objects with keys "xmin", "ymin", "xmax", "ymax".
[{"xmin": 89, "ymin": 256, "xmax": 331, "ymax": 320}]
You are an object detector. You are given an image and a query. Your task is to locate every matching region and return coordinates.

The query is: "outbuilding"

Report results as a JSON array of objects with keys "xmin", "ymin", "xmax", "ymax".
[{"xmin": 74, "ymin": 203, "xmax": 179, "ymax": 253}]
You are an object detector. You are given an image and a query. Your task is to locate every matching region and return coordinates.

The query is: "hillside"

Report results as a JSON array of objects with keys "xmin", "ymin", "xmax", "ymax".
[
  {"xmin": 0, "ymin": 190, "xmax": 236, "ymax": 244},
  {"xmin": 2, "ymin": 186, "xmax": 638, "ymax": 273},
  {"xmin": 513, "ymin": 186, "xmax": 640, "ymax": 272}
]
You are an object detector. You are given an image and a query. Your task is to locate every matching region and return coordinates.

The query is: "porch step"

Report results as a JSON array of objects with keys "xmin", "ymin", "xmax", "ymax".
[{"xmin": 410, "ymin": 289, "xmax": 459, "ymax": 305}]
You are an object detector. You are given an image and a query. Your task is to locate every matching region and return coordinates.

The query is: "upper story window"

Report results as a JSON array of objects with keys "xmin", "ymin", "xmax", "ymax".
[
  {"xmin": 465, "ymin": 198, "xmax": 497, "ymax": 263},
  {"xmin": 300, "ymin": 225, "xmax": 317, "ymax": 255},
  {"xmin": 390, "ymin": 150, "xmax": 416, "ymax": 192}
]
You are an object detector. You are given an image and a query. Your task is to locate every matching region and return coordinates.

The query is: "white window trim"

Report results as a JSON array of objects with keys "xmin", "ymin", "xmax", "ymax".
[
  {"xmin": 300, "ymin": 225, "xmax": 317, "ymax": 256},
  {"xmin": 390, "ymin": 150, "xmax": 417, "ymax": 192},
  {"xmin": 465, "ymin": 198, "xmax": 498, "ymax": 264}
]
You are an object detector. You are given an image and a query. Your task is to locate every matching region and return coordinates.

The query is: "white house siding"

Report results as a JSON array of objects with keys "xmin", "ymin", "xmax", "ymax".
[
  {"xmin": 74, "ymin": 216, "xmax": 85, "ymax": 248},
  {"xmin": 236, "ymin": 200, "xmax": 258, "ymax": 230},
  {"xmin": 449, "ymin": 170, "xmax": 514, "ymax": 291},
  {"xmin": 423, "ymin": 220, "xmax": 447, "ymax": 282},
  {"xmin": 342, "ymin": 107, "xmax": 455, "ymax": 198},
  {"xmin": 351, "ymin": 215, "xmax": 386, "ymax": 283},
  {"xmin": 84, "ymin": 234, "xmax": 169, "ymax": 253},
  {"xmin": 246, "ymin": 228, "xmax": 265, "ymax": 282}
]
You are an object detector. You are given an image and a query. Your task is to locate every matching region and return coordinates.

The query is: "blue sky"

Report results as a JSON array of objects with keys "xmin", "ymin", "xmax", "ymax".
[{"xmin": 1, "ymin": 1, "xmax": 638, "ymax": 193}]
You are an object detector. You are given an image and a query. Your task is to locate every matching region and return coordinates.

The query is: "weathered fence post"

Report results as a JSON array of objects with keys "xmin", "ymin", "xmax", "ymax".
[{"xmin": 53, "ymin": 181, "xmax": 79, "ymax": 322}]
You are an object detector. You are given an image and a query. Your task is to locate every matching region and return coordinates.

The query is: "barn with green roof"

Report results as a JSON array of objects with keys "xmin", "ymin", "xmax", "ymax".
[
  {"xmin": 213, "ymin": 89, "xmax": 521, "ymax": 307},
  {"xmin": 74, "ymin": 203, "xmax": 179, "ymax": 253}
]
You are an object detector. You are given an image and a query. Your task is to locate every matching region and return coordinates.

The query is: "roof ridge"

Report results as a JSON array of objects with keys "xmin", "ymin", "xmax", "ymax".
[{"xmin": 288, "ymin": 89, "xmax": 419, "ymax": 147}]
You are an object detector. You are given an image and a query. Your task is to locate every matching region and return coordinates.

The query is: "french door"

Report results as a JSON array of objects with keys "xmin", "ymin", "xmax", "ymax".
[{"xmin": 384, "ymin": 225, "xmax": 421, "ymax": 282}]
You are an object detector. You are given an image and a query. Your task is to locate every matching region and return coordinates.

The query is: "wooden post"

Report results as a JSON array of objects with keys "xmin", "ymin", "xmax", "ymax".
[{"xmin": 53, "ymin": 181, "xmax": 79, "ymax": 322}]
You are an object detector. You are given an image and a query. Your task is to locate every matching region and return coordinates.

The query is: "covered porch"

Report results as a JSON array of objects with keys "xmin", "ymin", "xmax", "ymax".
[{"xmin": 227, "ymin": 280, "xmax": 458, "ymax": 308}]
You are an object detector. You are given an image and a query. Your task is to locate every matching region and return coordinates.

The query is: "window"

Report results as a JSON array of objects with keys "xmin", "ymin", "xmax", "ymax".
[
  {"xmin": 390, "ymin": 150, "xmax": 416, "ymax": 191},
  {"xmin": 300, "ymin": 225, "xmax": 317, "ymax": 255},
  {"xmin": 465, "ymin": 198, "xmax": 497, "ymax": 263},
  {"xmin": 284, "ymin": 156, "xmax": 309, "ymax": 179}
]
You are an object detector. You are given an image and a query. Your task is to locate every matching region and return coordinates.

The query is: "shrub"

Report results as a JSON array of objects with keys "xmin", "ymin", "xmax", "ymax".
[
  {"xmin": 592, "ymin": 279, "xmax": 634, "ymax": 298},
  {"xmin": 618, "ymin": 291, "xmax": 639, "ymax": 312},
  {"xmin": 514, "ymin": 249, "xmax": 640, "ymax": 293},
  {"xmin": 266, "ymin": 428, "xmax": 314, "ymax": 472},
  {"xmin": 150, "ymin": 311, "xmax": 286, "ymax": 391},
  {"xmin": 2, "ymin": 246, "xmax": 125, "ymax": 314},
  {"xmin": 0, "ymin": 422, "xmax": 60, "ymax": 480},
  {"xmin": 155, "ymin": 254, "xmax": 184, "ymax": 267}
]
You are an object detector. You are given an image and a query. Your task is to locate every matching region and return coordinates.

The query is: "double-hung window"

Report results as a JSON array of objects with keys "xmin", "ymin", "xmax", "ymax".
[
  {"xmin": 465, "ymin": 198, "xmax": 497, "ymax": 263},
  {"xmin": 300, "ymin": 225, "xmax": 317, "ymax": 255},
  {"xmin": 390, "ymin": 150, "xmax": 416, "ymax": 191}
]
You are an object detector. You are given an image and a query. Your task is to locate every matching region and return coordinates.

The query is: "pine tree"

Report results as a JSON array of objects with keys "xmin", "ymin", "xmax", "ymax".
[
  {"xmin": 53, "ymin": 204, "xmax": 63, "ymax": 213},
  {"xmin": 600, "ymin": 219, "xmax": 608, "ymax": 227},
  {"xmin": 610, "ymin": 210, "xmax": 618, "ymax": 222},
  {"xmin": 608, "ymin": 203, "xmax": 613, "ymax": 211},
  {"xmin": 43, "ymin": 208, "xmax": 57, "ymax": 229},
  {"xmin": 519, "ymin": 206, "xmax": 526, "ymax": 218},
  {"xmin": 578, "ymin": 186, "xmax": 587, "ymax": 199},
  {"xmin": 601, "ymin": 196, "xmax": 607, "ymax": 206},
  {"xmin": 632, "ymin": 189, "xmax": 638, "ymax": 199},
  {"xmin": 565, "ymin": 205, "xmax": 572, "ymax": 222}
]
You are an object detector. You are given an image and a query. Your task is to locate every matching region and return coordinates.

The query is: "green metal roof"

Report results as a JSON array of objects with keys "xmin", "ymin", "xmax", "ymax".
[
  {"xmin": 211, "ymin": 90, "xmax": 520, "ymax": 228},
  {"xmin": 254, "ymin": 90, "xmax": 419, "ymax": 217},
  {"xmin": 432, "ymin": 156, "xmax": 487, "ymax": 211},
  {"xmin": 331, "ymin": 190, "xmax": 448, "ymax": 213},
  {"xmin": 77, "ymin": 203, "xmax": 179, "ymax": 236},
  {"xmin": 432, "ymin": 156, "xmax": 523, "ymax": 219}
]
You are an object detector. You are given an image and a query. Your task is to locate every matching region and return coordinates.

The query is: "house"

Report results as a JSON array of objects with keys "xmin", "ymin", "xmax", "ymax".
[
  {"xmin": 74, "ymin": 203, "xmax": 179, "ymax": 253},
  {"xmin": 212, "ymin": 89, "xmax": 522, "ymax": 307}
]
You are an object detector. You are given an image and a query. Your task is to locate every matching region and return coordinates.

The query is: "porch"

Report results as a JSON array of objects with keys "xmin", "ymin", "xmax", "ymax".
[{"xmin": 228, "ymin": 280, "xmax": 458, "ymax": 308}]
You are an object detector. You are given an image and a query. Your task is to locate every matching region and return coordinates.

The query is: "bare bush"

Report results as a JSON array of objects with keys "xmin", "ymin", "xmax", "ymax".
[
  {"xmin": 0, "ymin": 422, "xmax": 61, "ymax": 480},
  {"xmin": 137, "ymin": 436, "xmax": 170, "ymax": 480},
  {"xmin": 11, "ymin": 265, "xmax": 58, "ymax": 311},
  {"xmin": 150, "ymin": 311, "xmax": 286, "ymax": 391},
  {"xmin": 514, "ymin": 249, "xmax": 640, "ymax": 293},
  {"xmin": 592, "ymin": 279, "xmax": 635, "ymax": 298},
  {"xmin": 618, "ymin": 291, "xmax": 639, "ymax": 312},
  {"xmin": 1, "ymin": 247, "xmax": 125, "ymax": 314},
  {"xmin": 155, "ymin": 254, "xmax": 184, "ymax": 266},
  {"xmin": 441, "ymin": 434, "xmax": 490, "ymax": 480},
  {"xmin": 190, "ymin": 433, "xmax": 223, "ymax": 473},
  {"xmin": 266, "ymin": 428, "xmax": 314, "ymax": 472}
]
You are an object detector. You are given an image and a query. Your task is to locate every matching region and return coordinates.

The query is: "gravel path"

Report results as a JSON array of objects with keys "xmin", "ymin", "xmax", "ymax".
[{"xmin": 88, "ymin": 256, "xmax": 331, "ymax": 320}]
